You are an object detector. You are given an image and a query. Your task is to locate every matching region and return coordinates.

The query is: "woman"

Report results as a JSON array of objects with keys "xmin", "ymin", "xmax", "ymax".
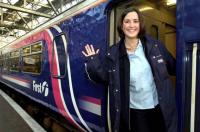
[{"xmin": 82, "ymin": 7, "xmax": 177, "ymax": 132}]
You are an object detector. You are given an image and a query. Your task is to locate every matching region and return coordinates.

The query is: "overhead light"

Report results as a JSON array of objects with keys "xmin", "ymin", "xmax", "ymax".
[
  {"xmin": 10, "ymin": 0, "xmax": 18, "ymax": 5},
  {"xmin": 167, "ymin": 0, "xmax": 176, "ymax": 6},
  {"xmin": 4, "ymin": 21, "xmax": 14, "ymax": 25},
  {"xmin": 2, "ymin": 8, "xmax": 7, "ymax": 12},
  {"xmin": 139, "ymin": 6, "xmax": 153, "ymax": 12},
  {"xmin": 40, "ymin": 0, "xmax": 48, "ymax": 5},
  {"xmin": 20, "ymin": 12, "xmax": 28, "ymax": 16}
]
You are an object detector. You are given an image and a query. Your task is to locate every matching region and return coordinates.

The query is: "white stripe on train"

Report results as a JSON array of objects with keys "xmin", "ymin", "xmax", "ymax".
[
  {"xmin": 78, "ymin": 99, "xmax": 101, "ymax": 116},
  {"xmin": 2, "ymin": 75, "xmax": 30, "ymax": 88}
]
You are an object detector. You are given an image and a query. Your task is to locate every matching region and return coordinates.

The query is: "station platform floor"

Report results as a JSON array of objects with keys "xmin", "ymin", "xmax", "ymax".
[{"xmin": 0, "ymin": 89, "xmax": 46, "ymax": 132}]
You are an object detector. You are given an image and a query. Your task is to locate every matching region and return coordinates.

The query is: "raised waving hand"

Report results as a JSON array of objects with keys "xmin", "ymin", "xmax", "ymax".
[{"xmin": 82, "ymin": 44, "xmax": 99, "ymax": 57}]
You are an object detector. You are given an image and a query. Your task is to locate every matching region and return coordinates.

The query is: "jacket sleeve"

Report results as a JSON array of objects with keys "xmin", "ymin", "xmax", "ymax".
[
  {"xmin": 84, "ymin": 54, "xmax": 109, "ymax": 84},
  {"xmin": 159, "ymin": 42, "xmax": 176, "ymax": 76}
]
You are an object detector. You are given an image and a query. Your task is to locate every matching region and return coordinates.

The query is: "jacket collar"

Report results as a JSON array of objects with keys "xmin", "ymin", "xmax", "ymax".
[
  {"xmin": 106, "ymin": 40, "xmax": 120, "ymax": 62},
  {"xmin": 119, "ymin": 38, "xmax": 127, "ymax": 59},
  {"xmin": 106, "ymin": 38, "xmax": 127, "ymax": 62},
  {"xmin": 106, "ymin": 35, "xmax": 154, "ymax": 61},
  {"xmin": 118, "ymin": 36, "xmax": 152, "ymax": 58}
]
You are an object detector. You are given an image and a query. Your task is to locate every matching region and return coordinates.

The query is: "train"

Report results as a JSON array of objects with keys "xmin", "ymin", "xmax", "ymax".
[
  {"xmin": 176, "ymin": 0, "xmax": 200, "ymax": 132},
  {"xmin": 0, "ymin": 0, "xmax": 198, "ymax": 131}
]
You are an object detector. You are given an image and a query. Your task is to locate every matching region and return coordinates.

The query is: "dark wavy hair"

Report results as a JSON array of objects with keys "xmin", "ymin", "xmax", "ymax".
[{"xmin": 117, "ymin": 7, "xmax": 146, "ymax": 39}]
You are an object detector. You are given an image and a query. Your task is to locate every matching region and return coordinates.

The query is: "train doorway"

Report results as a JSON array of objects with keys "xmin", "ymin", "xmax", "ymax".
[{"xmin": 109, "ymin": 0, "xmax": 176, "ymax": 87}]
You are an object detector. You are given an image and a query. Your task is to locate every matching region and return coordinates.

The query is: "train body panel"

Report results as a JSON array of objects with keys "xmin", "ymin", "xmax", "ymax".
[{"xmin": 177, "ymin": 0, "xmax": 200, "ymax": 132}]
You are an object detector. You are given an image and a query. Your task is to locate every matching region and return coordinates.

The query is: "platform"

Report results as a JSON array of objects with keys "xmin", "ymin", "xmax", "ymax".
[{"xmin": 0, "ymin": 89, "xmax": 46, "ymax": 132}]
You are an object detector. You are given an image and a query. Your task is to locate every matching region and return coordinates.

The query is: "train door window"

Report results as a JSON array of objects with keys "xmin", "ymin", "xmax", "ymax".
[
  {"xmin": 22, "ymin": 42, "xmax": 42, "ymax": 74},
  {"xmin": 51, "ymin": 33, "xmax": 67, "ymax": 78},
  {"xmin": 10, "ymin": 50, "xmax": 20, "ymax": 72}
]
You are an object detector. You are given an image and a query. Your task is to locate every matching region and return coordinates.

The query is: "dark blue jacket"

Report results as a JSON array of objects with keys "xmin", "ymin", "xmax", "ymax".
[{"xmin": 85, "ymin": 36, "xmax": 177, "ymax": 132}]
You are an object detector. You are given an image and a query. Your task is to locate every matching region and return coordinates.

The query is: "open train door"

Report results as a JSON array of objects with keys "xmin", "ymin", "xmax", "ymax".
[{"xmin": 176, "ymin": 0, "xmax": 200, "ymax": 132}]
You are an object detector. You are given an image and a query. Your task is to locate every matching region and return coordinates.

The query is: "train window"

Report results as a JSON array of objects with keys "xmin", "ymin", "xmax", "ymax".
[
  {"xmin": 0, "ymin": 53, "xmax": 3, "ymax": 68},
  {"xmin": 23, "ymin": 46, "xmax": 30, "ymax": 55},
  {"xmin": 22, "ymin": 42, "xmax": 42, "ymax": 74},
  {"xmin": 0, "ymin": 60, "xmax": 2, "ymax": 68},
  {"xmin": 11, "ymin": 50, "xmax": 20, "ymax": 57},
  {"xmin": 10, "ymin": 50, "xmax": 20, "ymax": 72},
  {"xmin": 31, "ymin": 43, "xmax": 42, "ymax": 53},
  {"xmin": 0, "ymin": 51, "xmax": 1, "ymax": 55},
  {"xmin": 3, "ymin": 53, "xmax": 10, "ymax": 71},
  {"xmin": 2, "ymin": 55, "xmax": 6, "ymax": 70},
  {"xmin": 0, "ymin": 57, "xmax": 3, "ymax": 68},
  {"xmin": 22, "ymin": 54, "xmax": 42, "ymax": 74}
]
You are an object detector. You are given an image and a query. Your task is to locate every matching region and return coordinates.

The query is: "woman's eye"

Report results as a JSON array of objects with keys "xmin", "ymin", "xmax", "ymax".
[
  {"xmin": 124, "ymin": 20, "xmax": 130, "ymax": 23},
  {"xmin": 124, "ymin": 20, "xmax": 139, "ymax": 24},
  {"xmin": 134, "ymin": 20, "xmax": 139, "ymax": 23}
]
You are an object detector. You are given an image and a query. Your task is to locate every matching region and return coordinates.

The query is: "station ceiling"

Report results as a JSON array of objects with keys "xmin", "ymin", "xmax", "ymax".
[
  {"xmin": 0, "ymin": 0, "xmax": 83, "ymax": 48},
  {"xmin": 0, "ymin": 0, "xmax": 176, "ymax": 48}
]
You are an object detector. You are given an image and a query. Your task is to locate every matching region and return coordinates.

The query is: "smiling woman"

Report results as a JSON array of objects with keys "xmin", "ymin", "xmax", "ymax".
[{"xmin": 82, "ymin": 6, "xmax": 177, "ymax": 132}]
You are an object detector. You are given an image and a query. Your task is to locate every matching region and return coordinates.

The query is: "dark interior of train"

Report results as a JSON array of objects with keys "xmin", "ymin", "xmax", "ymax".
[{"xmin": 109, "ymin": 0, "xmax": 176, "ymax": 88}]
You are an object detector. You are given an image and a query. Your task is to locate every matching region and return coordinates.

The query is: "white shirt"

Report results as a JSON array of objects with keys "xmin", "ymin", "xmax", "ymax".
[{"xmin": 128, "ymin": 40, "xmax": 158, "ymax": 109}]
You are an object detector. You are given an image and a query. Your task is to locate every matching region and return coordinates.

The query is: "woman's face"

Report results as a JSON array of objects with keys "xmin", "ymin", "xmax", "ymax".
[{"xmin": 122, "ymin": 11, "xmax": 140, "ymax": 39}]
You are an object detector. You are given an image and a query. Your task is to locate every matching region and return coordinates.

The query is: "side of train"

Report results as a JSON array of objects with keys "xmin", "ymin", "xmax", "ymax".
[
  {"xmin": 0, "ymin": 0, "xmax": 112, "ymax": 131},
  {"xmin": 0, "ymin": 0, "xmax": 180, "ymax": 131},
  {"xmin": 176, "ymin": 0, "xmax": 200, "ymax": 132}
]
